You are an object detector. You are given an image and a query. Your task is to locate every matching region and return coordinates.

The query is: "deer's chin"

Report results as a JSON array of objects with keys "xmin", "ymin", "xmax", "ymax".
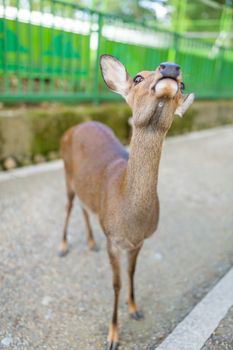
[{"xmin": 155, "ymin": 78, "xmax": 178, "ymax": 99}]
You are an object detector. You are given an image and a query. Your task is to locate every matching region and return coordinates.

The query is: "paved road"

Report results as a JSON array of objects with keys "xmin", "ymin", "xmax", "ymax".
[{"xmin": 0, "ymin": 126, "xmax": 233, "ymax": 350}]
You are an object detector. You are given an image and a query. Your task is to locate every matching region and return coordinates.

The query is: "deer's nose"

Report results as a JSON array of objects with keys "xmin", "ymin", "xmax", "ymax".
[{"xmin": 159, "ymin": 62, "xmax": 180, "ymax": 79}]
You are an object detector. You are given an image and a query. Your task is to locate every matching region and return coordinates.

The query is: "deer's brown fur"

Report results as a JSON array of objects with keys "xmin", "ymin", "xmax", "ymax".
[{"xmin": 58, "ymin": 55, "xmax": 194, "ymax": 349}]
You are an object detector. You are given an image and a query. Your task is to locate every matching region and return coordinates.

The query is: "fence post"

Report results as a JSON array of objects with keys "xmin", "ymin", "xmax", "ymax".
[
  {"xmin": 2, "ymin": 0, "xmax": 9, "ymax": 94},
  {"xmin": 168, "ymin": 32, "xmax": 178, "ymax": 63},
  {"xmin": 93, "ymin": 13, "xmax": 103, "ymax": 104},
  {"xmin": 215, "ymin": 47, "xmax": 225, "ymax": 98}
]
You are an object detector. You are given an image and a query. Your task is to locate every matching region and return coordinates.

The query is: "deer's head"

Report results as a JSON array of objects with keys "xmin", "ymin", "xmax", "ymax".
[{"xmin": 100, "ymin": 54, "xmax": 194, "ymax": 133}]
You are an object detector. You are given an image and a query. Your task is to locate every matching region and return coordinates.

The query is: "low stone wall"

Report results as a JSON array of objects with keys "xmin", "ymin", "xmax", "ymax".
[{"xmin": 0, "ymin": 100, "xmax": 232, "ymax": 170}]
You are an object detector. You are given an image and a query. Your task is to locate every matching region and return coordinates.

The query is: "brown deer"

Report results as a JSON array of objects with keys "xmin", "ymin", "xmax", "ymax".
[{"xmin": 58, "ymin": 54, "xmax": 194, "ymax": 350}]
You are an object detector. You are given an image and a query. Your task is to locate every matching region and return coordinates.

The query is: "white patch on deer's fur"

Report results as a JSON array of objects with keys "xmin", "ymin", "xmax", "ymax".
[{"xmin": 155, "ymin": 78, "xmax": 178, "ymax": 98}]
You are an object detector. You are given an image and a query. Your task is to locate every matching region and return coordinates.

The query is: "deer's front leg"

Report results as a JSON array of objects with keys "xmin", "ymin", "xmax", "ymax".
[
  {"xmin": 127, "ymin": 245, "xmax": 144, "ymax": 320},
  {"xmin": 106, "ymin": 239, "xmax": 121, "ymax": 350}
]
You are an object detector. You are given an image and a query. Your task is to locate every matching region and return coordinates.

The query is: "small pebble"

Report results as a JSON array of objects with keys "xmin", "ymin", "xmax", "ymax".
[
  {"xmin": 154, "ymin": 252, "xmax": 164, "ymax": 261},
  {"xmin": 1, "ymin": 336, "xmax": 13, "ymax": 347},
  {"xmin": 45, "ymin": 309, "xmax": 53, "ymax": 320},
  {"xmin": 41, "ymin": 296, "xmax": 52, "ymax": 306},
  {"xmin": 34, "ymin": 154, "xmax": 46, "ymax": 164},
  {"xmin": 48, "ymin": 151, "xmax": 58, "ymax": 161},
  {"xmin": 3, "ymin": 157, "xmax": 17, "ymax": 170}
]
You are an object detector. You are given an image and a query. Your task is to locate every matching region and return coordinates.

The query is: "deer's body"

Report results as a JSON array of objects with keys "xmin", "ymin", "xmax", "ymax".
[
  {"xmin": 58, "ymin": 55, "xmax": 194, "ymax": 350},
  {"xmin": 61, "ymin": 121, "xmax": 128, "ymax": 217},
  {"xmin": 61, "ymin": 120, "xmax": 160, "ymax": 251}
]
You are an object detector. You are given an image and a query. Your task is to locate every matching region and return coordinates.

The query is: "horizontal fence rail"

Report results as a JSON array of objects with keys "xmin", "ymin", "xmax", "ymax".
[{"xmin": 0, "ymin": 0, "xmax": 233, "ymax": 103}]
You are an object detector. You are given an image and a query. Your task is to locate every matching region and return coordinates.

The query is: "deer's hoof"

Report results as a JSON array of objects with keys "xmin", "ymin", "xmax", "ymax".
[
  {"xmin": 57, "ymin": 240, "xmax": 69, "ymax": 257},
  {"xmin": 107, "ymin": 324, "xmax": 119, "ymax": 350},
  {"xmin": 130, "ymin": 310, "xmax": 144, "ymax": 320},
  {"xmin": 106, "ymin": 341, "xmax": 119, "ymax": 350},
  {"xmin": 57, "ymin": 250, "xmax": 68, "ymax": 257}
]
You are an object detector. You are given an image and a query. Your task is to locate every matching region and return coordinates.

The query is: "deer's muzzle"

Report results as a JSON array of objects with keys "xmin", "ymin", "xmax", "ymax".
[{"xmin": 159, "ymin": 62, "xmax": 180, "ymax": 80}]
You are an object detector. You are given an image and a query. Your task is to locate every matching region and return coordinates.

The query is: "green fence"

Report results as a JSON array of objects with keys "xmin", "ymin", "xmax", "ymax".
[{"xmin": 0, "ymin": 0, "xmax": 233, "ymax": 103}]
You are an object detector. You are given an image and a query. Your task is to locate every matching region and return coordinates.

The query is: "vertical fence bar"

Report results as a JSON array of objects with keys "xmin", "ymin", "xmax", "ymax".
[
  {"xmin": 93, "ymin": 12, "xmax": 103, "ymax": 103},
  {"xmin": 50, "ymin": 0, "xmax": 56, "ymax": 94},
  {"xmin": 16, "ymin": 0, "xmax": 21, "ymax": 93},
  {"xmin": 2, "ymin": 0, "xmax": 9, "ymax": 93},
  {"xmin": 28, "ymin": 0, "xmax": 33, "ymax": 93},
  {"xmin": 215, "ymin": 47, "xmax": 225, "ymax": 98},
  {"xmin": 60, "ymin": 3, "xmax": 66, "ymax": 94},
  {"xmin": 39, "ymin": 0, "xmax": 44, "ymax": 93},
  {"xmin": 168, "ymin": 32, "xmax": 178, "ymax": 63},
  {"xmin": 71, "ymin": 9, "xmax": 79, "ymax": 94}
]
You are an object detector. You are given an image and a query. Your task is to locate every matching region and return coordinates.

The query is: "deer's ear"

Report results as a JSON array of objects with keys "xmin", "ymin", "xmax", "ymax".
[
  {"xmin": 175, "ymin": 93, "xmax": 195, "ymax": 118},
  {"xmin": 100, "ymin": 54, "xmax": 132, "ymax": 98}
]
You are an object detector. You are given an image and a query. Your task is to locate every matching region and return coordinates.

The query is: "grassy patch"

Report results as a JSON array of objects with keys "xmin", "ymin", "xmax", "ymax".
[{"xmin": 29, "ymin": 103, "xmax": 132, "ymax": 156}]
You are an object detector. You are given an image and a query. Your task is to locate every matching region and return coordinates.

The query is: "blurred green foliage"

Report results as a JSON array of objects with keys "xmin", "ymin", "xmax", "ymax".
[{"xmin": 90, "ymin": 0, "xmax": 232, "ymax": 47}]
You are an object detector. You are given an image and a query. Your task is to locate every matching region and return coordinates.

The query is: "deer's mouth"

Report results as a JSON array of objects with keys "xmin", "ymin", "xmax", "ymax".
[
  {"xmin": 158, "ymin": 77, "xmax": 185, "ymax": 87},
  {"xmin": 158, "ymin": 76, "xmax": 178, "ymax": 83},
  {"xmin": 156, "ymin": 76, "xmax": 185, "ymax": 91},
  {"xmin": 155, "ymin": 77, "xmax": 179, "ymax": 98}
]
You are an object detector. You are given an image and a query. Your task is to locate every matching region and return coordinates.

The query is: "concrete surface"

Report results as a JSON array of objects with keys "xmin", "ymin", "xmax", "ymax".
[
  {"xmin": 201, "ymin": 306, "xmax": 233, "ymax": 350},
  {"xmin": 0, "ymin": 126, "xmax": 233, "ymax": 350}
]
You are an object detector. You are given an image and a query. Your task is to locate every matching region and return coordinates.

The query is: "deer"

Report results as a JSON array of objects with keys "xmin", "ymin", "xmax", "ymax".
[{"xmin": 58, "ymin": 54, "xmax": 194, "ymax": 350}]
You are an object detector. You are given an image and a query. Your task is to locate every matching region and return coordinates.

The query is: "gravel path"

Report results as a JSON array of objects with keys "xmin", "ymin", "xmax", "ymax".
[{"xmin": 0, "ymin": 126, "xmax": 233, "ymax": 350}]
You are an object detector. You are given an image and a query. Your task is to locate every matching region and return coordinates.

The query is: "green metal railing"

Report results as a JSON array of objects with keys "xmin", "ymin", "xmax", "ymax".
[{"xmin": 0, "ymin": 0, "xmax": 233, "ymax": 102}]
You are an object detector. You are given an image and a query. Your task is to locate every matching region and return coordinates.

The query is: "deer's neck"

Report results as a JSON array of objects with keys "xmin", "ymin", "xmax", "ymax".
[
  {"xmin": 124, "ymin": 100, "xmax": 175, "ymax": 206},
  {"xmin": 124, "ymin": 127, "xmax": 164, "ymax": 204}
]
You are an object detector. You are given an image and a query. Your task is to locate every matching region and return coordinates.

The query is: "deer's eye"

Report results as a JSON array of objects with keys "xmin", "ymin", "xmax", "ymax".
[
  {"xmin": 181, "ymin": 82, "xmax": 185, "ymax": 91},
  {"xmin": 133, "ymin": 75, "xmax": 144, "ymax": 84}
]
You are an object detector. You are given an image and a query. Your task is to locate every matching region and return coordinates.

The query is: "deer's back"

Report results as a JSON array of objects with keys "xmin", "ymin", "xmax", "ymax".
[{"xmin": 61, "ymin": 121, "xmax": 128, "ymax": 213}]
